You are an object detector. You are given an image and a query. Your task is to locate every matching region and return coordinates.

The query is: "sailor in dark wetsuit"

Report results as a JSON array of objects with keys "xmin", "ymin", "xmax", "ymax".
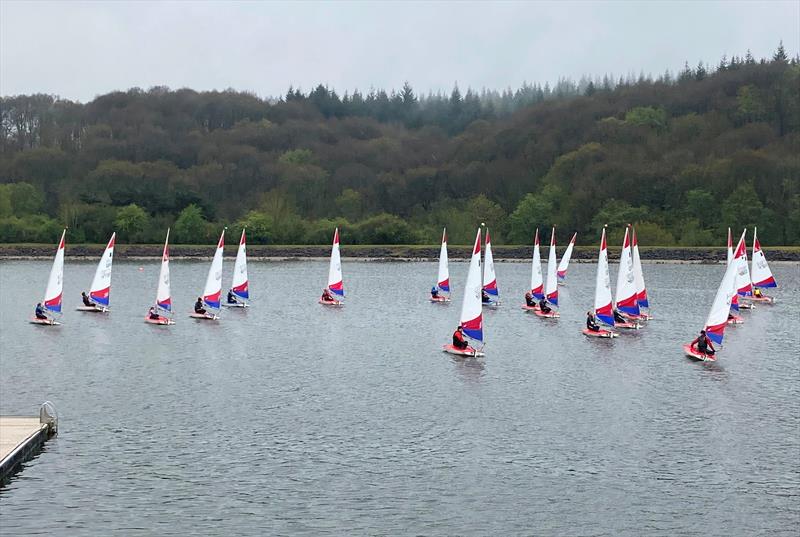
[
  {"xmin": 586, "ymin": 311, "xmax": 600, "ymax": 332},
  {"xmin": 482, "ymin": 289, "xmax": 491, "ymax": 304},
  {"xmin": 194, "ymin": 297, "xmax": 207, "ymax": 315},
  {"xmin": 691, "ymin": 330, "xmax": 716, "ymax": 356},
  {"xmin": 148, "ymin": 306, "xmax": 161, "ymax": 320},
  {"xmin": 452, "ymin": 326, "xmax": 468, "ymax": 350},
  {"xmin": 431, "ymin": 286, "xmax": 439, "ymax": 299},
  {"xmin": 613, "ymin": 309, "xmax": 627, "ymax": 324},
  {"xmin": 35, "ymin": 303, "xmax": 48, "ymax": 320},
  {"xmin": 81, "ymin": 292, "xmax": 93, "ymax": 307},
  {"xmin": 538, "ymin": 298, "xmax": 552, "ymax": 314},
  {"xmin": 227, "ymin": 290, "xmax": 238, "ymax": 304},
  {"xmin": 525, "ymin": 291, "xmax": 536, "ymax": 307}
]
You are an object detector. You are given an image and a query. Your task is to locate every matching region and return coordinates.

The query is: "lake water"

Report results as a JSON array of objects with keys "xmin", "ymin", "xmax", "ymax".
[{"xmin": 1, "ymin": 259, "xmax": 798, "ymax": 536}]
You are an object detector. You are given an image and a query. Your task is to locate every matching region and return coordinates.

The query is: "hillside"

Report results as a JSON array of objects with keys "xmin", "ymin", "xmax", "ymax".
[{"xmin": 1, "ymin": 47, "xmax": 798, "ymax": 246}]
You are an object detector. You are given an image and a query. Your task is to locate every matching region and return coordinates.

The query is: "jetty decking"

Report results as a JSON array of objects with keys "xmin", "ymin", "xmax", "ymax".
[{"xmin": 0, "ymin": 405, "xmax": 58, "ymax": 485}]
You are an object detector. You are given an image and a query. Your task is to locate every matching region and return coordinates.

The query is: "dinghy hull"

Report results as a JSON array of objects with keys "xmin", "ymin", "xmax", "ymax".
[
  {"xmin": 430, "ymin": 296, "xmax": 450, "ymax": 303},
  {"xmin": 534, "ymin": 309, "xmax": 559, "ymax": 318},
  {"xmin": 76, "ymin": 305, "xmax": 107, "ymax": 313},
  {"xmin": 222, "ymin": 302, "xmax": 248, "ymax": 308},
  {"xmin": 189, "ymin": 312, "xmax": 218, "ymax": 320},
  {"xmin": 145, "ymin": 315, "xmax": 174, "ymax": 325},
  {"xmin": 683, "ymin": 343, "xmax": 716, "ymax": 362},
  {"xmin": 582, "ymin": 328, "xmax": 617, "ymax": 338},
  {"xmin": 29, "ymin": 318, "xmax": 60, "ymax": 326},
  {"xmin": 442, "ymin": 344, "xmax": 485, "ymax": 357}
]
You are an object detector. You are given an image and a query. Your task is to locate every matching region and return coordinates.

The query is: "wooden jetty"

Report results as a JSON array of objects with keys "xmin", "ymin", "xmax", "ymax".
[{"xmin": 0, "ymin": 402, "xmax": 58, "ymax": 485}]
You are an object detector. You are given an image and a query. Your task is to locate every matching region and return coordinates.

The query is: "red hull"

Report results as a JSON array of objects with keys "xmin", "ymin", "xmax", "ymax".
[
  {"xmin": 319, "ymin": 299, "xmax": 343, "ymax": 306},
  {"xmin": 615, "ymin": 321, "xmax": 641, "ymax": 330},
  {"xmin": 727, "ymin": 314, "xmax": 744, "ymax": 325},
  {"xmin": 533, "ymin": 309, "xmax": 559, "ymax": 318},
  {"xmin": 521, "ymin": 304, "xmax": 540, "ymax": 311},
  {"xmin": 145, "ymin": 315, "xmax": 174, "ymax": 325},
  {"xmin": 582, "ymin": 328, "xmax": 616, "ymax": 338},
  {"xmin": 430, "ymin": 296, "xmax": 450, "ymax": 303},
  {"xmin": 745, "ymin": 295, "xmax": 775, "ymax": 304},
  {"xmin": 442, "ymin": 344, "xmax": 485, "ymax": 357},
  {"xmin": 683, "ymin": 343, "xmax": 716, "ymax": 362}
]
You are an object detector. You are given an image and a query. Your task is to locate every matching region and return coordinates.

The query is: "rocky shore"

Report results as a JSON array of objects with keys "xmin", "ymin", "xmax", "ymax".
[{"xmin": 1, "ymin": 244, "xmax": 799, "ymax": 262}]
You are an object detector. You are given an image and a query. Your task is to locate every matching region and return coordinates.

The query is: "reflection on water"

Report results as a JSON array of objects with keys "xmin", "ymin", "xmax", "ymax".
[{"xmin": 0, "ymin": 260, "xmax": 798, "ymax": 536}]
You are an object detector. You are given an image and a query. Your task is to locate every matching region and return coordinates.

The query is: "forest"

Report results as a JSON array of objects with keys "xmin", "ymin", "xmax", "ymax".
[{"xmin": 1, "ymin": 44, "xmax": 798, "ymax": 246}]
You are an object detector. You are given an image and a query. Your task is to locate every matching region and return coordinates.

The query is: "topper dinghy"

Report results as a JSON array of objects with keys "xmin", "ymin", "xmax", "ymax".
[
  {"xmin": 523, "ymin": 229, "xmax": 544, "ymax": 312},
  {"xmin": 748, "ymin": 226, "xmax": 776, "ymax": 303},
  {"xmin": 630, "ymin": 227, "xmax": 652, "ymax": 320},
  {"xmin": 320, "ymin": 228, "xmax": 344, "ymax": 306},
  {"xmin": 77, "ymin": 232, "xmax": 115, "ymax": 313},
  {"xmin": 431, "ymin": 228, "xmax": 451, "ymax": 302},
  {"xmin": 535, "ymin": 227, "xmax": 560, "ymax": 318},
  {"xmin": 190, "ymin": 230, "xmax": 224, "ymax": 320},
  {"xmin": 583, "ymin": 227, "xmax": 617, "ymax": 338},
  {"xmin": 223, "ymin": 228, "xmax": 249, "ymax": 308},
  {"xmin": 557, "ymin": 232, "xmax": 577, "ymax": 285},
  {"xmin": 30, "ymin": 229, "xmax": 66, "ymax": 326},
  {"xmin": 145, "ymin": 229, "xmax": 175, "ymax": 325},
  {"xmin": 613, "ymin": 225, "xmax": 641, "ymax": 329},
  {"xmin": 684, "ymin": 237, "xmax": 743, "ymax": 361},
  {"xmin": 443, "ymin": 229, "xmax": 485, "ymax": 357}
]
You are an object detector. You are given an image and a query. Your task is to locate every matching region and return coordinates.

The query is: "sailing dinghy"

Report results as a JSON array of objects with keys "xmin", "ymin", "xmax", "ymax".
[
  {"xmin": 725, "ymin": 228, "xmax": 745, "ymax": 324},
  {"xmin": 732, "ymin": 228, "xmax": 755, "ymax": 309},
  {"xmin": 430, "ymin": 228, "xmax": 451, "ymax": 302},
  {"xmin": 534, "ymin": 227, "xmax": 560, "ymax": 318},
  {"xmin": 521, "ymin": 229, "xmax": 543, "ymax": 312},
  {"xmin": 683, "ymin": 237, "xmax": 744, "ymax": 361},
  {"xmin": 320, "ymin": 228, "xmax": 344, "ymax": 306},
  {"xmin": 631, "ymin": 227, "xmax": 652, "ymax": 320},
  {"xmin": 30, "ymin": 229, "xmax": 66, "ymax": 326},
  {"xmin": 612, "ymin": 226, "xmax": 641, "ymax": 329},
  {"xmin": 190, "ymin": 230, "xmax": 224, "ymax": 320},
  {"xmin": 443, "ymin": 229, "xmax": 484, "ymax": 356},
  {"xmin": 482, "ymin": 229, "xmax": 500, "ymax": 307},
  {"xmin": 223, "ymin": 229, "xmax": 249, "ymax": 308},
  {"xmin": 77, "ymin": 232, "xmax": 115, "ymax": 313},
  {"xmin": 748, "ymin": 227, "xmax": 777, "ymax": 304},
  {"xmin": 557, "ymin": 232, "xmax": 577, "ymax": 284},
  {"xmin": 145, "ymin": 229, "xmax": 175, "ymax": 325},
  {"xmin": 583, "ymin": 227, "xmax": 617, "ymax": 338}
]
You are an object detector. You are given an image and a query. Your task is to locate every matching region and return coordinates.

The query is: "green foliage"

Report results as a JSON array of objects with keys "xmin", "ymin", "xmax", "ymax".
[
  {"xmin": 624, "ymin": 106, "xmax": 668, "ymax": 131},
  {"xmin": 114, "ymin": 203, "xmax": 149, "ymax": 240},
  {"xmin": 0, "ymin": 51, "xmax": 798, "ymax": 245},
  {"xmin": 174, "ymin": 204, "xmax": 210, "ymax": 244},
  {"xmin": 632, "ymin": 222, "xmax": 675, "ymax": 246}
]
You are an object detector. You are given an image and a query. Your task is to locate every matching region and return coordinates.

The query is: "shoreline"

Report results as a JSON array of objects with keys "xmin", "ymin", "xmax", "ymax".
[{"xmin": 1, "ymin": 244, "xmax": 799, "ymax": 262}]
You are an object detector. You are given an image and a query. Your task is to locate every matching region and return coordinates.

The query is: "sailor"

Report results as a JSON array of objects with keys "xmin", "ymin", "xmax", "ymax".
[
  {"xmin": 148, "ymin": 306, "xmax": 161, "ymax": 320},
  {"xmin": 525, "ymin": 291, "xmax": 536, "ymax": 307},
  {"xmin": 538, "ymin": 298, "xmax": 552, "ymax": 314},
  {"xmin": 690, "ymin": 329, "xmax": 716, "ymax": 357},
  {"xmin": 35, "ymin": 302, "xmax": 48, "ymax": 320},
  {"xmin": 227, "ymin": 289, "xmax": 238, "ymax": 304},
  {"xmin": 431, "ymin": 286, "xmax": 439, "ymax": 299},
  {"xmin": 613, "ymin": 308, "xmax": 627, "ymax": 324},
  {"xmin": 194, "ymin": 297, "xmax": 207, "ymax": 315},
  {"xmin": 81, "ymin": 291, "xmax": 93, "ymax": 307},
  {"xmin": 452, "ymin": 326, "xmax": 468, "ymax": 350},
  {"xmin": 586, "ymin": 311, "xmax": 600, "ymax": 332},
  {"xmin": 321, "ymin": 288, "xmax": 335, "ymax": 302},
  {"xmin": 753, "ymin": 288, "xmax": 763, "ymax": 298},
  {"xmin": 482, "ymin": 289, "xmax": 491, "ymax": 304}
]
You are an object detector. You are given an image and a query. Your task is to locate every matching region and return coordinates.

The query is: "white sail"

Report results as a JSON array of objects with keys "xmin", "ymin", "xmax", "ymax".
[
  {"xmin": 88, "ymin": 232, "xmax": 115, "ymax": 308},
  {"xmin": 557, "ymin": 232, "xmax": 577, "ymax": 282},
  {"xmin": 614, "ymin": 226, "xmax": 639, "ymax": 316},
  {"xmin": 327, "ymin": 228, "xmax": 344, "ymax": 297},
  {"xmin": 544, "ymin": 227, "xmax": 558, "ymax": 306},
  {"xmin": 751, "ymin": 227, "xmax": 777, "ymax": 288},
  {"xmin": 202, "ymin": 230, "xmax": 225, "ymax": 310},
  {"xmin": 436, "ymin": 228, "xmax": 450, "ymax": 293},
  {"xmin": 734, "ymin": 229, "xmax": 752, "ymax": 296},
  {"xmin": 704, "ymin": 238, "xmax": 743, "ymax": 344},
  {"xmin": 459, "ymin": 229, "xmax": 483, "ymax": 342},
  {"xmin": 231, "ymin": 229, "xmax": 249, "ymax": 301},
  {"xmin": 482, "ymin": 229, "xmax": 498, "ymax": 300},
  {"xmin": 43, "ymin": 229, "xmax": 66, "ymax": 314},
  {"xmin": 593, "ymin": 228, "xmax": 614, "ymax": 326},
  {"xmin": 529, "ymin": 229, "xmax": 543, "ymax": 299},
  {"xmin": 156, "ymin": 229, "xmax": 172, "ymax": 312},
  {"xmin": 631, "ymin": 227, "xmax": 649, "ymax": 309}
]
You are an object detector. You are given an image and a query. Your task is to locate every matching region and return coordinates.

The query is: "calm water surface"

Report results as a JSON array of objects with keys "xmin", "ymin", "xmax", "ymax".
[{"xmin": 0, "ymin": 259, "xmax": 798, "ymax": 536}]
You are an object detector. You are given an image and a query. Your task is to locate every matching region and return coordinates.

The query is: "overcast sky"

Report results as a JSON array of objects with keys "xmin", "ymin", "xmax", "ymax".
[{"xmin": 1, "ymin": 0, "xmax": 798, "ymax": 102}]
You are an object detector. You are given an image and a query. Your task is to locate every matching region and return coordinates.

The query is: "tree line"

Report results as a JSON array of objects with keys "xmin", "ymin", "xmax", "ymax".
[{"xmin": 1, "ymin": 43, "xmax": 798, "ymax": 246}]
